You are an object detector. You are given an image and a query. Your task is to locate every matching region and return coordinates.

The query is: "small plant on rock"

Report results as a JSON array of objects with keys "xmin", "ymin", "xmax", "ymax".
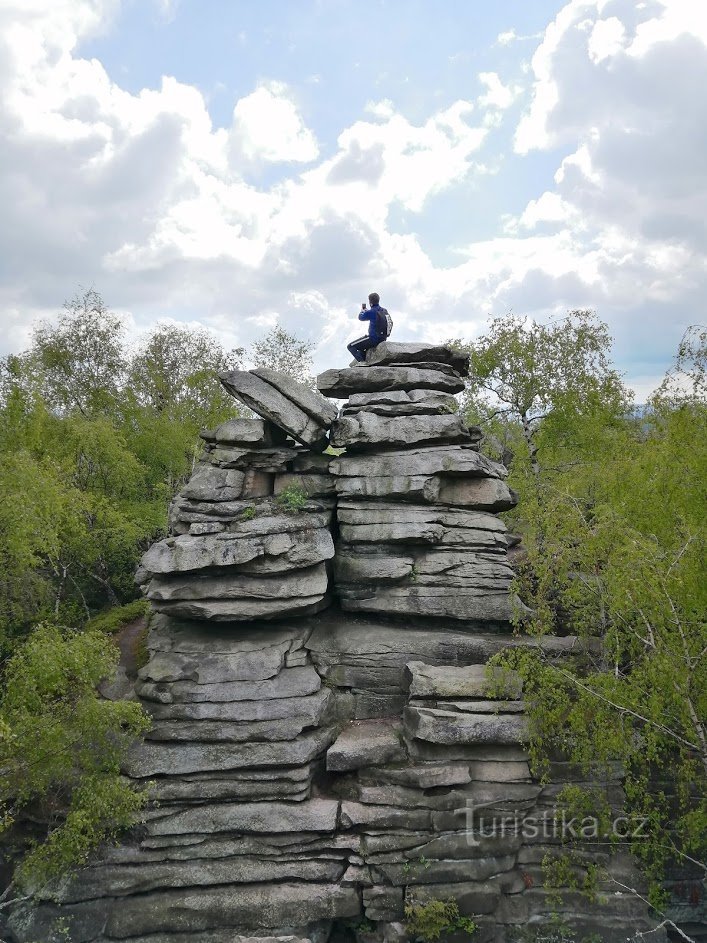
[
  {"xmin": 276, "ymin": 483, "xmax": 309, "ymax": 513},
  {"xmin": 404, "ymin": 897, "xmax": 477, "ymax": 942}
]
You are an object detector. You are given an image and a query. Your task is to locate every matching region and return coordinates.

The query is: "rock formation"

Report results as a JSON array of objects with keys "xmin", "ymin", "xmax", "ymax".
[{"xmin": 8, "ymin": 344, "xmax": 663, "ymax": 943}]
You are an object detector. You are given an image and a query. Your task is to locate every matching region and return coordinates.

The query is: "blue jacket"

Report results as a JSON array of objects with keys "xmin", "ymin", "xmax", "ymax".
[{"xmin": 359, "ymin": 304, "xmax": 386, "ymax": 342}]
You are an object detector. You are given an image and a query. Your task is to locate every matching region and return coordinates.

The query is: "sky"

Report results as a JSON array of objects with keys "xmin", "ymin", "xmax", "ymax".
[{"xmin": 1, "ymin": 0, "xmax": 705, "ymax": 398}]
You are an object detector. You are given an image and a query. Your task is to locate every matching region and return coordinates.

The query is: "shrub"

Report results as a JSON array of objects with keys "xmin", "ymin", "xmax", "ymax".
[
  {"xmin": 276, "ymin": 483, "xmax": 309, "ymax": 513},
  {"xmin": 404, "ymin": 898, "xmax": 477, "ymax": 942},
  {"xmin": 85, "ymin": 598, "xmax": 149, "ymax": 634}
]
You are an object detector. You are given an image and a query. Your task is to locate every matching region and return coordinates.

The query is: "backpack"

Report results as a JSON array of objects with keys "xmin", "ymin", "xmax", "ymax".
[{"xmin": 375, "ymin": 306, "xmax": 393, "ymax": 339}]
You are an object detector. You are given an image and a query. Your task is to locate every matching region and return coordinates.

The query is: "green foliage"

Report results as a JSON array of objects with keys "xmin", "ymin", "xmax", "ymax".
[
  {"xmin": 404, "ymin": 897, "xmax": 477, "ymax": 942},
  {"xmin": 0, "ymin": 624, "xmax": 150, "ymax": 889},
  {"xmin": 473, "ymin": 315, "xmax": 707, "ymax": 915},
  {"xmin": 85, "ymin": 599, "xmax": 149, "ymax": 635},
  {"xmin": 276, "ymin": 483, "xmax": 309, "ymax": 513}
]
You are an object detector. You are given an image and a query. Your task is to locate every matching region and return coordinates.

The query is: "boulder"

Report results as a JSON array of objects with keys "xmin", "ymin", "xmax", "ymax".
[
  {"xmin": 330, "ymin": 414, "xmax": 473, "ymax": 451},
  {"xmin": 326, "ymin": 721, "xmax": 406, "ymax": 772},
  {"xmin": 317, "ymin": 366, "xmax": 465, "ymax": 397},
  {"xmin": 364, "ymin": 342, "xmax": 470, "ymax": 375},
  {"xmin": 219, "ymin": 370, "xmax": 330, "ymax": 450}
]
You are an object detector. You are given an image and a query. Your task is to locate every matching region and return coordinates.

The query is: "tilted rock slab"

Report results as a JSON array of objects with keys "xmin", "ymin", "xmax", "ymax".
[{"xmin": 220, "ymin": 369, "xmax": 333, "ymax": 450}]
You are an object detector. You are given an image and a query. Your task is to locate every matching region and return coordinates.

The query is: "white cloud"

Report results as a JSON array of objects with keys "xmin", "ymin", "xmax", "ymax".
[
  {"xmin": 477, "ymin": 72, "xmax": 521, "ymax": 110},
  {"xmin": 0, "ymin": 0, "xmax": 704, "ymax": 393},
  {"xmin": 230, "ymin": 81, "xmax": 319, "ymax": 164}
]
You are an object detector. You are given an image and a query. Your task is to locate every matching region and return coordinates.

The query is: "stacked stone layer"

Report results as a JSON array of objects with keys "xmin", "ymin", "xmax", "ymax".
[
  {"xmin": 318, "ymin": 343, "xmax": 518, "ymax": 624},
  {"xmin": 138, "ymin": 369, "xmax": 339, "ymax": 621}
]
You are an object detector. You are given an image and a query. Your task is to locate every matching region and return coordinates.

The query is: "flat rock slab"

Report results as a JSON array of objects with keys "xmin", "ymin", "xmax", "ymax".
[
  {"xmin": 365, "ymin": 342, "xmax": 470, "ymax": 376},
  {"xmin": 317, "ymin": 365, "xmax": 465, "ymax": 397},
  {"xmin": 404, "ymin": 662, "xmax": 523, "ymax": 699},
  {"xmin": 124, "ymin": 726, "xmax": 336, "ymax": 776},
  {"xmin": 332, "ymin": 474, "xmax": 515, "ymax": 510},
  {"xmin": 201, "ymin": 418, "xmax": 288, "ymax": 447},
  {"xmin": 147, "ymin": 563, "xmax": 328, "ymax": 603},
  {"xmin": 330, "ymin": 413, "xmax": 472, "ymax": 451},
  {"xmin": 136, "ymin": 664, "xmax": 322, "ymax": 704},
  {"xmin": 152, "ymin": 592, "xmax": 331, "ymax": 622},
  {"xmin": 326, "ymin": 720, "xmax": 406, "ymax": 772},
  {"xmin": 220, "ymin": 370, "xmax": 330, "ymax": 450},
  {"xmin": 101, "ymin": 882, "xmax": 359, "ymax": 937},
  {"xmin": 329, "ymin": 444, "xmax": 504, "ymax": 480},
  {"xmin": 339, "ymin": 585, "xmax": 515, "ymax": 623},
  {"xmin": 140, "ymin": 527, "xmax": 334, "ymax": 576},
  {"xmin": 404, "ymin": 705, "xmax": 529, "ymax": 745},
  {"xmin": 146, "ymin": 798, "xmax": 340, "ymax": 837}
]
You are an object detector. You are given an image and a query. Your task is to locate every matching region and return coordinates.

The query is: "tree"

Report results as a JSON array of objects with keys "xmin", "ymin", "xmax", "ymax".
[
  {"xmin": 461, "ymin": 311, "xmax": 628, "ymax": 476},
  {"xmin": 251, "ymin": 324, "xmax": 315, "ymax": 387},
  {"xmin": 124, "ymin": 323, "xmax": 244, "ymax": 493},
  {"xmin": 127, "ymin": 322, "xmax": 242, "ymax": 417},
  {"xmin": 27, "ymin": 288, "xmax": 127, "ymax": 417},
  {"xmin": 488, "ymin": 328, "xmax": 707, "ymax": 928},
  {"xmin": 0, "ymin": 624, "xmax": 149, "ymax": 896}
]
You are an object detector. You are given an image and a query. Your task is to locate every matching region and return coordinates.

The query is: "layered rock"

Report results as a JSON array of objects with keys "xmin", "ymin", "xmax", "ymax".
[
  {"xmin": 9, "ymin": 357, "xmax": 662, "ymax": 943},
  {"xmin": 320, "ymin": 345, "xmax": 518, "ymax": 623},
  {"xmin": 138, "ymin": 414, "xmax": 336, "ymax": 621}
]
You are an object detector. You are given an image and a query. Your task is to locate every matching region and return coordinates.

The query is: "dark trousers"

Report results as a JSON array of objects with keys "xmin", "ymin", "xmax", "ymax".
[{"xmin": 347, "ymin": 335, "xmax": 377, "ymax": 362}]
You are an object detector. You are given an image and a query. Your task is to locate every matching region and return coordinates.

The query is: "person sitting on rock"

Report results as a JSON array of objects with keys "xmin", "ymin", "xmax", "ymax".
[{"xmin": 347, "ymin": 292, "xmax": 392, "ymax": 363}]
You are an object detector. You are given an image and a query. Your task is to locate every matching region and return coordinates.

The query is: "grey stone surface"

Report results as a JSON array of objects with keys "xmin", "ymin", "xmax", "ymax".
[
  {"xmin": 124, "ymin": 726, "xmax": 336, "ymax": 776},
  {"xmin": 201, "ymin": 418, "xmax": 288, "ymax": 447},
  {"xmin": 147, "ymin": 563, "xmax": 328, "ymax": 603},
  {"xmin": 105, "ymin": 883, "xmax": 359, "ymax": 937},
  {"xmin": 329, "ymin": 444, "xmax": 505, "ymax": 479},
  {"xmin": 220, "ymin": 370, "xmax": 331, "ymax": 450},
  {"xmin": 364, "ymin": 342, "xmax": 470, "ymax": 375},
  {"xmin": 140, "ymin": 527, "xmax": 334, "ymax": 576},
  {"xmin": 274, "ymin": 472, "xmax": 336, "ymax": 497},
  {"xmin": 326, "ymin": 721, "xmax": 405, "ymax": 772},
  {"xmin": 331, "ymin": 413, "xmax": 473, "ymax": 451},
  {"xmin": 146, "ymin": 798, "xmax": 340, "ymax": 837},
  {"xmin": 404, "ymin": 662, "xmax": 523, "ymax": 699},
  {"xmin": 252, "ymin": 367, "xmax": 338, "ymax": 426},
  {"xmin": 404, "ymin": 705, "xmax": 529, "ymax": 745},
  {"xmin": 206, "ymin": 444, "xmax": 298, "ymax": 471},
  {"xmin": 317, "ymin": 365, "xmax": 465, "ymax": 397},
  {"xmin": 152, "ymin": 592, "xmax": 331, "ymax": 621},
  {"xmin": 334, "ymin": 474, "xmax": 516, "ymax": 509},
  {"xmin": 147, "ymin": 689, "xmax": 332, "ymax": 723},
  {"xmin": 136, "ymin": 665, "xmax": 322, "ymax": 704},
  {"xmin": 180, "ymin": 465, "xmax": 246, "ymax": 501}
]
